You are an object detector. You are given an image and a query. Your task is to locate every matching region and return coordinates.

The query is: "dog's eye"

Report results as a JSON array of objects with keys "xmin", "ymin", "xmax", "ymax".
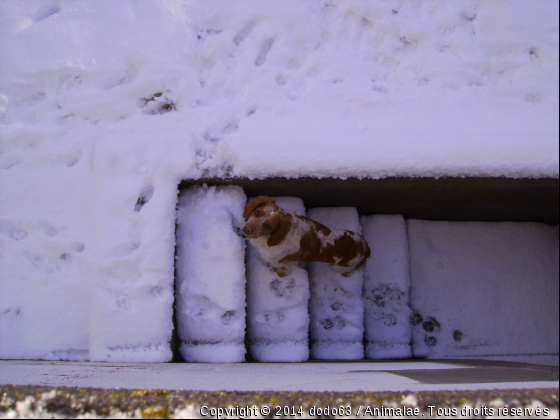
[
  {"xmin": 264, "ymin": 224, "xmax": 271, "ymax": 230},
  {"xmin": 254, "ymin": 210, "xmax": 260, "ymax": 216}
]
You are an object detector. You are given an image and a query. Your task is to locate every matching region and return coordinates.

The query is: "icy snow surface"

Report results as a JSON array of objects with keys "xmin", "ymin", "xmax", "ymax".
[
  {"xmin": 0, "ymin": 0, "xmax": 558, "ymax": 362},
  {"xmin": 246, "ymin": 197, "xmax": 310, "ymax": 362},
  {"xmin": 408, "ymin": 220, "xmax": 559, "ymax": 363},
  {"xmin": 175, "ymin": 186, "xmax": 247, "ymax": 363}
]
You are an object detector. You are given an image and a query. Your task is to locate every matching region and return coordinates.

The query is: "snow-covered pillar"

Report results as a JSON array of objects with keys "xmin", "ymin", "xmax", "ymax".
[
  {"xmin": 88, "ymin": 178, "xmax": 178, "ymax": 363},
  {"xmin": 307, "ymin": 207, "xmax": 364, "ymax": 360},
  {"xmin": 175, "ymin": 185, "xmax": 247, "ymax": 363},
  {"xmin": 360, "ymin": 215, "xmax": 412, "ymax": 359},
  {"xmin": 246, "ymin": 197, "xmax": 310, "ymax": 362}
]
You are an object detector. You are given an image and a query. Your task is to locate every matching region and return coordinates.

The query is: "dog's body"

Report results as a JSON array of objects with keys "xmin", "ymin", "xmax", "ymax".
[{"xmin": 242, "ymin": 196, "xmax": 370, "ymax": 277}]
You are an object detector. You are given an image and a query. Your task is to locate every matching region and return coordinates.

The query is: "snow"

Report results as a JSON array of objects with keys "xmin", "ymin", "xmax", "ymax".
[
  {"xmin": 0, "ymin": 0, "xmax": 558, "ymax": 363},
  {"xmin": 307, "ymin": 207, "xmax": 364, "ymax": 360},
  {"xmin": 175, "ymin": 185, "xmax": 247, "ymax": 362},
  {"xmin": 408, "ymin": 220, "xmax": 559, "ymax": 361},
  {"xmin": 361, "ymin": 215, "xmax": 412, "ymax": 359},
  {"xmin": 246, "ymin": 197, "xmax": 310, "ymax": 362}
]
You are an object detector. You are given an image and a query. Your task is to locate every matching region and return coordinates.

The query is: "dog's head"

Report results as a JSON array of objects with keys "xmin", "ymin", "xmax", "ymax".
[{"xmin": 241, "ymin": 196, "xmax": 291, "ymax": 246}]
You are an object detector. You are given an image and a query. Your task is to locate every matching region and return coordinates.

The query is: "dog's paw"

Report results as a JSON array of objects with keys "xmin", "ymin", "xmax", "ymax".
[
  {"xmin": 272, "ymin": 264, "xmax": 292, "ymax": 278},
  {"xmin": 273, "ymin": 267, "xmax": 288, "ymax": 278}
]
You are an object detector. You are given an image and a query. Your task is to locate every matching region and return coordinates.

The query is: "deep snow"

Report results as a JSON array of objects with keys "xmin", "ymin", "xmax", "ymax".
[{"xmin": 0, "ymin": 0, "xmax": 558, "ymax": 363}]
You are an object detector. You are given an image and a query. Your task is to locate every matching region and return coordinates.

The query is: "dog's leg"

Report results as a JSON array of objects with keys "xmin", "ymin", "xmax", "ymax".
[{"xmin": 340, "ymin": 258, "xmax": 368, "ymax": 277}]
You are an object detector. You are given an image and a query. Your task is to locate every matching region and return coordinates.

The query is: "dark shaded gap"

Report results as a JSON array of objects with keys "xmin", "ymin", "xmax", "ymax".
[
  {"xmin": 244, "ymin": 248, "xmax": 255, "ymax": 363},
  {"xmin": 170, "ymin": 198, "xmax": 183, "ymax": 362},
  {"xmin": 179, "ymin": 176, "xmax": 559, "ymax": 224}
]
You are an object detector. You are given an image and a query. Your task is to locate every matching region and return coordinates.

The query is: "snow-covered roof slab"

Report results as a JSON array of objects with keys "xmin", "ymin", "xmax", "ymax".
[{"xmin": 0, "ymin": 0, "xmax": 558, "ymax": 181}]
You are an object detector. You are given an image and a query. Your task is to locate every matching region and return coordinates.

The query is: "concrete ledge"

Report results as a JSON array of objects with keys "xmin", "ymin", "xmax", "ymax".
[
  {"xmin": 2, "ymin": 360, "xmax": 558, "ymax": 418},
  {"xmin": 1, "ymin": 360, "xmax": 557, "ymax": 393}
]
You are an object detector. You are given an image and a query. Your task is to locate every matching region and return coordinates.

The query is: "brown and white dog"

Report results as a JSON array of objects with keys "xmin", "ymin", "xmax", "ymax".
[{"xmin": 241, "ymin": 196, "xmax": 371, "ymax": 277}]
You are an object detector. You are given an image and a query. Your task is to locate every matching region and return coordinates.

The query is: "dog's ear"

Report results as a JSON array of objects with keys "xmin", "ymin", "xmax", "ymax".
[
  {"xmin": 243, "ymin": 196, "xmax": 275, "ymax": 218},
  {"xmin": 267, "ymin": 214, "xmax": 292, "ymax": 247}
]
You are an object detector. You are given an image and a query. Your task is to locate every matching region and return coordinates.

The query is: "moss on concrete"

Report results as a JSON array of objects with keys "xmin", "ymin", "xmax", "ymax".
[{"xmin": 1, "ymin": 385, "xmax": 558, "ymax": 418}]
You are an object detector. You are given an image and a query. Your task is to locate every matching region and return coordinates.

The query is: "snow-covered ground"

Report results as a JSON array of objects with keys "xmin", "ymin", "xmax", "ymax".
[{"xmin": 0, "ymin": 1, "xmax": 558, "ymax": 363}]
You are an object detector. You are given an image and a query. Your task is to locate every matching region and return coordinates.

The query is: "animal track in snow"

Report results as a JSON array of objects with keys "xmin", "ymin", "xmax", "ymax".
[
  {"xmin": 528, "ymin": 48, "xmax": 538, "ymax": 59},
  {"xmin": 33, "ymin": 4, "xmax": 61, "ymax": 23},
  {"xmin": 221, "ymin": 310, "xmax": 236, "ymax": 325},
  {"xmin": 453, "ymin": 330, "xmax": 464, "ymax": 342},
  {"xmin": 411, "ymin": 312, "xmax": 443, "ymax": 348},
  {"xmin": 195, "ymin": 148, "xmax": 235, "ymax": 178},
  {"xmin": 23, "ymin": 251, "xmax": 60, "ymax": 274},
  {"xmin": 196, "ymin": 28, "xmax": 223, "ymax": 41},
  {"xmin": 422, "ymin": 317, "xmax": 441, "ymax": 333},
  {"xmin": 399, "ymin": 36, "xmax": 418, "ymax": 49},
  {"xmin": 140, "ymin": 92, "xmax": 176, "ymax": 115},
  {"xmin": 2, "ymin": 307, "xmax": 20, "ymax": 317},
  {"xmin": 365, "ymin": 284, "xmax": 406, "ymax": 327},
  {"xmin": 134, "ymin": 186, "xmax": 154, "ymax": 212},
  {"xmin": 0, "ymin": 156, "xmax": 23, "ymax": 170},
  {"xmin": 104, "ymin": 264, "xmax": 142, "ymax": 286},
  {"xmin": 60, "ymin": 149, "xmax": 81, "ymax": 167},
  {"xmin": 360, "ymin": 16, "xmax": 372, "ymax": 28},
  {"xmin": 525, "ymin": 93, "xmax": 542, "ymax": 105},
  {"xmin": 114, "ymin": 291, "xmax": 131, "ymax": 310},
  {"xmin": 410, "ymin": 313, "xmax": 423, "ymax": 326},
  {"xmin": 203, "ymin": 121, "xmax": 240, "ymax": 144},
  {"xmin": 321, "ymin": 316, "xmax": 346, "ymax": 330},
  {"xmin": 38, "ymin": 221, "xmax": 57, "ymax": 237},
  {"xmin": 255, "ymin": 39, "xmax": 274, "ymax": 67},
  {"xmin": 109, "ymin": 241, "xmax": 141, "ymax": 259},
  {"xmin": 72, "ymin": 242, "xmax": 85, "ymax": 253},
  {"xmin": 364, "ymin": 284, "xmax": 404, "ymax": 308},
  {"xmin": 149, "ymin": 286, "xmax": 164, "ymax": 298},
  {"xmin": 259, "ymin": 311, "xmax": 286, "ymax": 324},
  {"xmin": 461, "ymin": 12, "xmax": 477, "ymax": 23},
  {"xmin": 0, "ymin": 220, "xmax": 28, "ymax": 240},
  {"xmin": 233, "ymin": 22, "xmax": 256, "ymax": 46},
  {"xmin": 269, "ymin": 277, "xmax": 296, "ymax": 297},
  {"xmin": 184, "ymin": 295, "xmax": 213, "ymax": 318},
  {"xmin": 424, "ymin": 336, "xmax": 437, "ymax": 347}
]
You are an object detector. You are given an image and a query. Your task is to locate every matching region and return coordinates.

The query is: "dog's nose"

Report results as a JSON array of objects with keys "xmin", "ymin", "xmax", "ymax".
[{"xmin": 242, "ymin": 225, "xmax": 252, "ymax": 235}]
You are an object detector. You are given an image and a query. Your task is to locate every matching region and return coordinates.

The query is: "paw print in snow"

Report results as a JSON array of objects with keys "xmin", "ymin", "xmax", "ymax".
[
  {"xmin": 270, "ymin": 278, "xmax": 296, "ymax": 297},
  {"xmin": 141, "ymin": 92, "xmax": 176, "ymax": 115},
  {"xmin": 255, "ymin": 39, "xmax": 274, "ymax": 67}
]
